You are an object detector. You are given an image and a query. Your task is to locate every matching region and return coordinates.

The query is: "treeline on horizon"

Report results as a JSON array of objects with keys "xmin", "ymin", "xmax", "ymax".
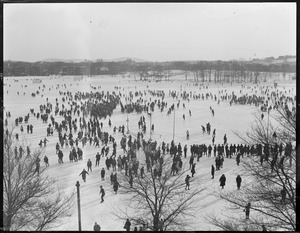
[{"xmin": 3, "ymin": 57, "xmax": 296, "ymax": 77}]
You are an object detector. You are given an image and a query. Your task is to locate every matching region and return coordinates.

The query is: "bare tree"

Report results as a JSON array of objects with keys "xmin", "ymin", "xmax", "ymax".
[
  {"xmin": 3, "ymin": 128, "xmax": 75, "ymax": 231},
  {"xmin": 112, "ymin": 143, "xmax": 205, "ymax": 231},
  {"xmin": 206, "ymin": 103, "xmax": 296, "ymax": 231}
]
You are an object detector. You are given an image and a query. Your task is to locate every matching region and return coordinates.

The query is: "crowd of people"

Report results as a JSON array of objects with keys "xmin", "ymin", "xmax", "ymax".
[{"xmin": 4, "ymin": 76, "xmax": 296, "ymax": 231}]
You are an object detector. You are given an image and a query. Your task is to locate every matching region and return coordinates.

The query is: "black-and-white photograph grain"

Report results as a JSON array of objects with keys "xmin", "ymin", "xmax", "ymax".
[{"xmin": 3, "ymin": 3, "xmax": 296, "ymax": 231}]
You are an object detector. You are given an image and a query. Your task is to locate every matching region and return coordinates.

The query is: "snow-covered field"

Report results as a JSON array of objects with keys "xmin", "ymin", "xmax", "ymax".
[{"xmin": 3, "ymin": 74, "xmax": 296, "ymax": 231}]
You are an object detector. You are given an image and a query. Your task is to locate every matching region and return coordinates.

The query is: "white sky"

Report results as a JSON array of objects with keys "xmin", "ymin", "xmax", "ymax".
[{"xmin": 4, "ymin": 3, "xmax": 296, "ymax": 62}]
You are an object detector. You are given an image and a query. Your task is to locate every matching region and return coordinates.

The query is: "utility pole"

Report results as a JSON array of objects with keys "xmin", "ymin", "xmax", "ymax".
[
  {"xmin": 172, "ymin": 107, "xmax": 175, "ymax": 142},
  {"xmin": 149, "ymin": 112, "xmax": 152, "ymax": 140},
  {"xmin": 75, "ymin": 181, "xmax": 82, "ymax": 231},
  {"xmin": 126, "ymin": 87, "xmax": 129, "ymax": 134},
  {"xmin": 267, "ymin": 108, "xmax": 270, "ymax": 144},
  {"xmin": 126, "ymin": 114, "xmax": 129, "ymax": 134}
]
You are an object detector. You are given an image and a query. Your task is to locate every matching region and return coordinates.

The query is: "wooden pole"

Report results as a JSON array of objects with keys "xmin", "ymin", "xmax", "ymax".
[{"xmin": 75, "ymin": 181, "xmax": 82, "ymax": 231}]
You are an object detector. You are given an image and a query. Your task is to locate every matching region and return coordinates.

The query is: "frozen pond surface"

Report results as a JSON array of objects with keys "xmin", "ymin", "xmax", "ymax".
[{"xmin": 3, "ymin": 75, "xmax": 296, "ymax": 231}]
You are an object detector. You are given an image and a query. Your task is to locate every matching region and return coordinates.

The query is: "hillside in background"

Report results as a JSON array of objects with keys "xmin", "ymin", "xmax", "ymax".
[
  {"xmin": 3, "ymin": 55, "xmax": 296, "ymax": 77},
  {"xmin": 41, "ymin": 57, "xmax": 149, "ymax": 63}
]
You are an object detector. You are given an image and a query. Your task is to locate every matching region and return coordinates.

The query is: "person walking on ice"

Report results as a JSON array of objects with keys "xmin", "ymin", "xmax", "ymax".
[
  {"xmin": 211, "ymin": 165, "xmax": 215, "ymax": 179},
  {"xmin": 79, "ymin": 169, "xmax": 89, "ymax": 182},
  {"xmin": 185, "ymin": 174, "xmax": 191, "ymax": 190},
  {"xmin": 124, "ymin": 219, "xmax": 131, "ymax": 231},
  {"xmin": 44, "ymin": 155, "xmax": 49, "ymax": 167},
  {"xmin": 95, "ymin": 152, "xmax": 101, "ymax": 166},
  {"xmin": 189, "ymin": 155, "xmax": 194, "ymax": 169},
  {"xmin": 191, "ymin": 163, "xmax": 196, "ymax": 177},
  {"xmin": 244, "ymin": 202, "xmax": 251, "ymax": 219},
  {"xmin": 99, "ymin": 185, "xmax": 105, "ymax": 203},
  {"xmin": 93, "ymin": 222, "xmax": 101, "ymax": 231},
  {"xmin": 219, "ymin": 174, "xmax": 226, "ymax": 189},
  {"xmin": 43, "ymin": 137, "xmax": 49, "ymax": 147},
  {"xmin": 223, "ymin": 134, "xmax": 227, "ymax": 144},
  {"xmin": 280, "ymin": 187, "xmax": 287, "ymax": 204},
  {"xmin": 184, "ymin": 145, "xmax": 187, "ymax": 158},
  {"xmin": 236, "ymin": 152, "xmax": 241, "ymax": 166},
  {"xmin": 236, "ymin": 175, "xmax": 242, "ymax": 190},
  {"xmin": 113, "ymin": 180, "xmax": 120, "ymax": 194},
  {"xmin": 87, "ymin": 159, "xmax": 92, "ymax": 172},
  {"xmin": 34, "ymin": 157, "xmax": 40, "ymax": 175},
  {"xmin": 101, "ymin": 168, "xmax": 105, "ymax": 181}
]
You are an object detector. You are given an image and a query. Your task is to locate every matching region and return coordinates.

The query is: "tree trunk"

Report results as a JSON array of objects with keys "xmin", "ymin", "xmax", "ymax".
[
  {"xmin": 4, "ymin": 213, "xmax": 12, "ymax": 231},
  {"xmin": 153, "ymin": 215, "xmax": 160, "ymax": 231},
  {"xmin": 214, "ymin": 70, "xmax": 217, "ymax": 83}
]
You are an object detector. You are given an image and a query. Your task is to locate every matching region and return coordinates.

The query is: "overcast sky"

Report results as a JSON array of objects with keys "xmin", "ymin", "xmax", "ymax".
[{"xmin": 4, "ymin": 3, "xmax": 296, "ymax": 62}]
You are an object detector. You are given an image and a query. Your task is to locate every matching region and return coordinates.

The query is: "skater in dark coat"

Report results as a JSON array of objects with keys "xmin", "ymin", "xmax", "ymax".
[
  {"xmin": 79, "ymin": 169, "xmax": 89, "ymax": 182},
  {"xmin": 184, "ymin": 145, "xmax": 188, "ymax": 158},
  {"xmin": 189, "ymin": 155, "xmax": 194, "ymax": 169},
  {"xmin": 223, "ymin": 134, "xmax": 227, "ymax": 144},
  {"xmin": 99, "ymin": 185, "xmax": 105, "ymax": 203},
  {"xmin": 101, "ymin": 168, "xmax": 105, "ymax": 181},
  {"xmin": 44, "ymin": 155, "xmax": 49, "ymax": 167},
  {"xmin": 140, "ymin": 166, "xmax": 144, "ymax": 179},
  {"xmin": 211, "ymin": 165, "xmax": 215, "ymax": 179},
  {"xmin": 95, "ymin": 152, "xmax": 101, "ymax": 166},
  {"xmin": 236, "ymin": 152, "xmax": 241, "ymax": 166},
  {"xmin": 219, "ymin": 174, "xmax": 226, "ymax": 189},
  {"xmin": 110, "ymin": 172, "xmax": 114, "ymax": 185},
  {"xmin": 244, "ymin": 202, "xmax": 251, "ymax": 219},
  {"xmin": 113, "ymin": 180, "xmax": 119, "ymax": 194},
  {"xmin": 34, "ymin": 158, "xmax": 40, "ymax": 175},
  {"xmin": 93, "ymin": 222, "xmax": 101, "ymax": 231},
  {"xmin": 105, "ymin": 157, "xmax": 110, "ymax": 170},
  {"xmin": 26, "ymin": 146, "xmax": 31, "ymax": 157},
  {"xmin": 129, "ymin": 175, "xmax": 133, "ymax": 188},
  {"xmin": 56, "ymin": 142, "xmax": 60, "ymax": 153},
  {"xmin": 236, "ymin": 175, "xmax": 242, "ymax": 190},
  {"xmin": 185, "ymin": 175, "xmax": 191, "ymax": 190},
  {"xmin": 14, "ymin": 147, "xmax": 18, "ymax": 159},
  {"xmin": 280, "ymin": 187, "xmax": 287, "ymax": 204},
  {"xmin": 87, "ymin": 159, "xmax": 92, "ymax": 172},
  {"xmin": 191, "ymin": 163, "xmax": 196, "ymax": 177},
  {"xmin": 124, "ymin": 219, "xmax": 131, "ymax": 231}
]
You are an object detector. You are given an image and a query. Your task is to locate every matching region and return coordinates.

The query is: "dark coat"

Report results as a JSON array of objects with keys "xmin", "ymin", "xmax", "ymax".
[
  {"xmin": 101, "ymin": 169, "xmax": 105, "ymax": 178},
  {"xmin": 113, "ymin": 181, "xmax": 119, "ymax": 192},
  {"xmin": 100, "ymin": 187, "xmax": 105, "ymax": 196},
  {"xmin": 245, "ymin": 203, "xmax": 251, "ymax": 215},
  {"xmin": 236, "ymin": 176, "xmax": 242, "ymax": 185},
  {"xmin": 219, "ymin": 175, "xmax": 226, "ymax": 187},
  {"xmin": 124, "ymin": 220, "xmax": 131, "ymax": 231},
  {"xmin": 211, "ymin": 165, "xmax": 215, "ymax": 175},
  {"xmin": 185, "ymin": 175, "xmax": 191, "ymax": 185},
  {"xmin": 96, "ymin": 153, "xmax": 101, "ymax": 161},
  {"xmin": 80, "ymin": 170, "xmax": 89, "ymax": 179},
  {"xmin": 191, "ymin": 164, "xmax": 196, "ymax": 174},
  {"xmin": 94, "ymin": 223, "xmax": 101, "ymax": 231},
  {"xmin": 87, "ymin": 160, "xmax": 92, "ymax": 167}
]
